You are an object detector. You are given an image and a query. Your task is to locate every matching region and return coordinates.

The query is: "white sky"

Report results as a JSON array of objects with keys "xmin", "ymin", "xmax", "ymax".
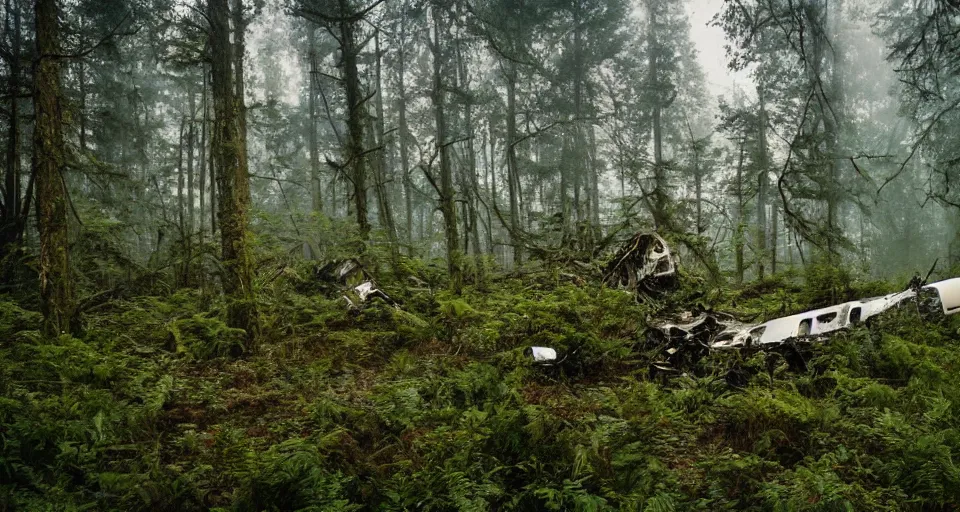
[{"xmin": 686, "ymin": 0, "xmax": 753, "ymax": 100}]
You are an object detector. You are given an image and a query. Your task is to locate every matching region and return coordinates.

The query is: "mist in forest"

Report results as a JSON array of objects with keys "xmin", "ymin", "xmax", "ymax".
[
  {"xmin": 10, "ymin": 1, "xmax": 960, "ymax": 510},
  {"xmin": 2, "ymin": 0, "xmax": 959, "ymax": 328}
]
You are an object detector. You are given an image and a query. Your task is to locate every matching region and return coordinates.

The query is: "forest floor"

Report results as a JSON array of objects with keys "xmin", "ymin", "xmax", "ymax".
[{"xmin": 2, "ymin": 261, "xmax": 960, "ymax": 511}]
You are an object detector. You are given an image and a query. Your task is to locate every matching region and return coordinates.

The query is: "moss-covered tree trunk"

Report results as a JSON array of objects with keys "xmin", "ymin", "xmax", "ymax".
[
  {"xmin": 647, "ymin": 0, "xmax": 667, "ymax": 228},
  {"xmin": 504, "ymin": 63, "xmax": 521, "ymax": 266},
  {"xmin": 756, "ymin": 86, "xmax": 768, "ymax": 280},
  {"xmin": 307, "ymin": 24, "xmax": 323, "ymax": 227},
  {"xmin": 456, "ymin": 37, "xmax": 480, "ymax": 258},
  {"xmin": 186, "ymin": 90, "xmax": 196, "ymax": 282},
  {"xmin": 338, "ymin": 0, "xmax": 370, "ymax": 241},
  {"xmin": 372, "ymin": 30, "xmax": 398, "ymax": 258},
  {"xmin": 34, "ymin": 0, "xmax": 74, "ymax": 335},
  {"xmin": 199, "ymin": 63, "xmax": 208, "ymax": 250},
  {"xmin": 209, "ymin": 0, "xmax": 258, "ymax": 338},
  {"xmin": 429, "ymin": 5, "xmax": 462, "ymax": 293},
  {"xmin": 398, "ymin": 33, "xmax": 414, "ymax": 256}
]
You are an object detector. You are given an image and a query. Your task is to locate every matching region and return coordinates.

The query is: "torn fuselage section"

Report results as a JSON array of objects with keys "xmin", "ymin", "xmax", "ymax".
[
  {"xmin": 603, "ymin": 233, "xmax": 678, "ymax": 294},
  {"xmin": 649, "ymin": 311, "xmax": 736, "ymax": 349},
  {"xmin": 646, "ymin": 311, "xmax": 738, "ymax": 370},
  {"xmin": 714, "ymin": 288, "xmax": 922, "ymax": 350},
  {"xmin": 648, "ymin": 278, "xmax": 960, "ymax": 357}
]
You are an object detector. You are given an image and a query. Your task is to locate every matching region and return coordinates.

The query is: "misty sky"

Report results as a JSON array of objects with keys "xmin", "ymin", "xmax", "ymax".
[{"xmin": 687, "ymin": 0, "xmax": 751, "ymax": 101}]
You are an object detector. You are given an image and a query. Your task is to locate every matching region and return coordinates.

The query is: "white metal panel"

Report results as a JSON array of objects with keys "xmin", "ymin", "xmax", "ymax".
[
  {"xmin": 758, "ymin": 315, "xmax": 804, "ymax": 344},
  {"xmin": 858, "ymin": 291, "xmax": 916, "ymax": 321},
  {"xmin": 924, "ymin": 278, "xmax": 960, "ymax": 315},
  {"xmin": 529, "ymin": 347, "xmax": 558, "ymax": 362}
]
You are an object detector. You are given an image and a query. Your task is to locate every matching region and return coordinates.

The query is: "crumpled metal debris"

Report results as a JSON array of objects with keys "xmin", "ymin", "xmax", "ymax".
[
  {"xmin": 316, "ymin": 258, "xmax": 393, "ymax": 308},
  {"xmin": 650, "ymin": 310, "xmax": 737, "ymax": 346},
  {"xmin": 603, "ymin": 233, "xmax": 677, "ymax": 294}
]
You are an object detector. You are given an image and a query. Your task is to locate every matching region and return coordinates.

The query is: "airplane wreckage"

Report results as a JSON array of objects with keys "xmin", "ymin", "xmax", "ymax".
[
  {"xmin": 313, "ymin": 234, "xmax": 960, "ymax": 376},
  {"xmin": 527, "ymin": 233, "xmax": 960, "ymax": 373},
  {"xmin": 315, "ymin": 258, "xmax": 394, "ymax": 309}
]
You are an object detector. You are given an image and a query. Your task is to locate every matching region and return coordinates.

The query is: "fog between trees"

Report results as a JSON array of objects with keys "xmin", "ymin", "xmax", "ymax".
[{"xmin": 3, "ymin": 0, "xmax": 959, "ymax": 330}]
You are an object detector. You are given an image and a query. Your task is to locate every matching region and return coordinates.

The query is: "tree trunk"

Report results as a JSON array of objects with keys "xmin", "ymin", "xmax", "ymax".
[
  {"xmin": 210, "ymin": 0, "xmax": 257, "ymax": 337},
  {"xmin": 177, "ymin": 117, "xmax": 185, "ymax": 241},
  {"xmin": 187, "ymin": 91, "xmax": 196, "ymax": 282},
  {"xmin": 399, "ymin": 68, "xmax": 414, "ymax": 255},
  {"xmin": 176, "ymin": 115, "xmax": 186, "ymax": 285},
  {"xmin": 372, "ymin": 30, "xmax": 398, "ymax": 257},
  {"xmin": 337, "ymin": 0, "xmax": 369, "ymax": 241},
  {"xmin": 199, "ymin": 70, "xmax": 207, "ymax": 248},
  {"xmin": 688, "ymin": 123, "xmax": 704, "ymax": 236},
  {"xmin": 571, "ymin": 2, "xmax": 586, "ymax": 229},
  {"xmin": 34, "ymin": 0, "xmax": 74, "ymax": 335},
  {"xmin": 78, "ymin": 59, "xmax": 86, "ymax": 153},
  {"xmin": 770, "ymin": 201, "xmax": 778, "ymax": 274},
  {"xmin": 1, "ymin": 0, "xmax": 24, "ymax": 263},
  {"xmin": 307, "ymin": 23, "xmax": 323, "ymax": 222},
  {"xmin": 232, "ymin": 0, "xmax": 248, "ymax": 144},
  {"xmin": 756, "ymin": 86, "xmax": 768, "ymax": 280},
  {"xmin": 648, "ymin": 0, "xmax": 666, "ymax": 227},
  {"xmin": 456, "ymin": 37, "xmax": 481, "ymax": 263},
  {"xmin": 486, "ymin": 117, "xmax": 496, "ymax": 261},
  {"xmin": 588, "ymin": 126, "xmax": 601, "ymax": 228},
  {"xmin": 396, "ymin": 36, "xmax": 415, "ymax": 256},
  {"xmin": 824, "ymin": 0, "xmax": 844, "ymax": 258},
  {"xmin": 695, "ymin": 166, "xmax": 703, "ymax": 236},
  {"xmin": 208, "ymin": 71, "xmax": 217, "ymax": 236},
  {"xmin": 734, "ymin": 141, "xmax": 745, "ymax": 285},
  {"xmin": 303, "ymin": 22, "xmax": 321, "ymax": 260},
  {"xmin": 430, "ymin": 6, "xmax": 461, "ymax": 292},
  {"xmin": 504, "ymin": 62, "xmax": 521, "ymax": 266},
  {"xmin": 200, "ymin": 64, "xmax": 212, "ymax": 241}
]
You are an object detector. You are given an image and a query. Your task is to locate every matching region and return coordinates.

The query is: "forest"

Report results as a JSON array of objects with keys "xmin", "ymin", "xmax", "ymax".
[{"xmin": 4, "ymin": 0, "xmax": 960, "ymax": 509}]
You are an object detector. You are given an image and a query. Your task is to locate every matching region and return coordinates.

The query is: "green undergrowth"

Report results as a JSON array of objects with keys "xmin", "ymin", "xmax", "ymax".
[
  {"xmin": 715, "ymin": 263, "xmax": 901, "ymax": 322},
  {"xmin": 2, "ymin": 264, "xmax": 960, "ymax": 511}
]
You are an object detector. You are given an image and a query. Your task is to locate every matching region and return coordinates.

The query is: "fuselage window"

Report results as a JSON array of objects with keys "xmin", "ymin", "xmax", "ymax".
[
  {"xmin": 849, "ymin": 307, "xmax": 862, "ymax": 324},
  {"xmin": 816, "ymin": 312, "xmax": 837, "ymax": 324}
]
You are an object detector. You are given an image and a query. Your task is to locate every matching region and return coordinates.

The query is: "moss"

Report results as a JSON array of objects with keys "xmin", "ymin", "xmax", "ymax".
[
  {"xmin": 170, "ymin": 314, "xmax": 247, "ymax": 359},
  {"xmin": 5, "ymin": 269, "xmax": 960, "ymax": 510},
  {"xmin": 0, "ymin": 299, "xmax": 42, "ymax": 340}
]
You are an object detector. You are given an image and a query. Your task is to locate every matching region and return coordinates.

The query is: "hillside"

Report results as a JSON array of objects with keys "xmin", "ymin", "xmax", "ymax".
[{"xmin": 3, "ymin": 262, "xmax": 959, "ymax": 511}]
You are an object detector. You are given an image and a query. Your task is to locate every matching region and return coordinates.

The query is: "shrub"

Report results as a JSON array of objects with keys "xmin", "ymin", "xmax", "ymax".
[{"xmin": 170, "ymin": 315, "xmax": 248, "ymax": 359}]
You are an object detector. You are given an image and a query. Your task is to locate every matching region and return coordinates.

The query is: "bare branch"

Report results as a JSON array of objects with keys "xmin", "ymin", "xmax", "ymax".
[
  {"xmin": 877, "ymin": 95, "xmax": 960, "ymax": 195},
  {"xmin": 45, "ymin": 12, "xmax": 138, "ymax": 60}
]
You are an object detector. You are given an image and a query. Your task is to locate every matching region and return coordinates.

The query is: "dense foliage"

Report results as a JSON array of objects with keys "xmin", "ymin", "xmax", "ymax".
[
  {"xmin": 3, "ymin": 261, "xmax": 960, "ymax": 511},
  {"xmin": 5, "ymin": 0, "xmax": 960, "ymax": 509}
]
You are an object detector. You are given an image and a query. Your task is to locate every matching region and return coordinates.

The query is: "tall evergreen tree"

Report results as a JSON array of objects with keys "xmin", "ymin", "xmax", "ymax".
[
  {"xmin": 34, "ymin": 0, "xmax": 73, "ymax": 334},
  {"xmin": 208, "ymin": 0, "xmax": 258, "ymax": 337}
]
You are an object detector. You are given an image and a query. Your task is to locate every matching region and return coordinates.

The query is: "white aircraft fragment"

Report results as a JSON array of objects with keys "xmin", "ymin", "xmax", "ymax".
[
  {"xmin": 924, "ymin": 278, "xmax": 960, "ymax": 315},
  {"xmin": 527, "ymin": 346, "xmax": 558, "ymax": 362},
  {"xmin": 706, "ymin": 278, "xmax": 960, "ymax": 350},
  {"xmin": 316, "ymin": 258, "xmax": 395, "ymax": 309}
]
